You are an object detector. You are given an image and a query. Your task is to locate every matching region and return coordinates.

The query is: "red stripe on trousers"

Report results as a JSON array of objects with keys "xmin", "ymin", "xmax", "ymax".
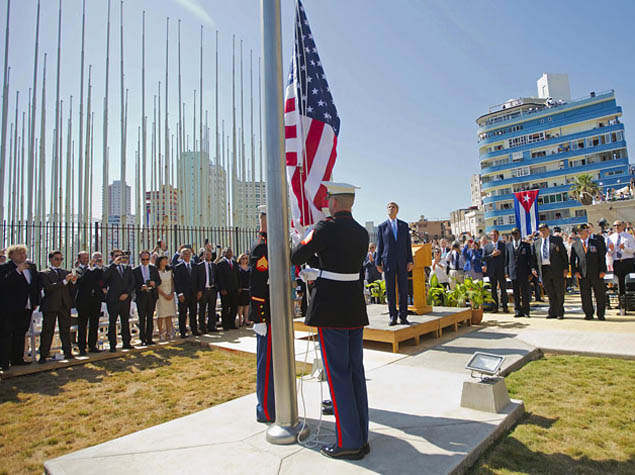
[
  {"xmin": 263, "ymin": 326, "xmax": 272, "ymax": 421},
  {"xmin": 318, "ymin": 328, "xmax": 343, "ymax": 448}
]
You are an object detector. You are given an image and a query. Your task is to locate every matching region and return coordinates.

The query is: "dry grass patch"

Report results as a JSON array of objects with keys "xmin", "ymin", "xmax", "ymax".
[
  {"xmin": 472, "ymin": 354, "xmax": 635, "ymax": 474},
  {"xmin": 0, "ymin": 344, "xmax": 265, "ymax": 474}
]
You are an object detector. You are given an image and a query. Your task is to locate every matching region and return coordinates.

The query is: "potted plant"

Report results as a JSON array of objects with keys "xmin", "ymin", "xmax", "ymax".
[
  {"xmin": 366, "ymin": 279, "xmax": 387, "ymax": 304},
  {"xmin": 447, "ymin": 282, "xmax": 468, "ymax": 308},
  {"xmin": 463, "ymin": 278, "xmax": 495, "ymax": 324},
  {"xmin": 427, "ymin": 274, "xmax": 449, "ymax": 306}
]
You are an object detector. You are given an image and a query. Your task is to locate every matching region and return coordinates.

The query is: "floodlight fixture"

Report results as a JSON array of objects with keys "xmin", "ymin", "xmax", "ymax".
[{"xmin": 465, "ymin": 352, "xmax": 505, "ymax": 381}]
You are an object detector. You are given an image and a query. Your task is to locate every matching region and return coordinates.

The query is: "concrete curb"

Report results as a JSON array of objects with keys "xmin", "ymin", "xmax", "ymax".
[{"xmin": 450, "ymin": 401, "xmax": 526, "ymax": 475}]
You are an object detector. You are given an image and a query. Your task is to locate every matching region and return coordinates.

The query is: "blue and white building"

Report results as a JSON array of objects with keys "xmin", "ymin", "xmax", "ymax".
[{"xmin": 477, "ymin": 73, "xmax": 630, "ymax": 233}]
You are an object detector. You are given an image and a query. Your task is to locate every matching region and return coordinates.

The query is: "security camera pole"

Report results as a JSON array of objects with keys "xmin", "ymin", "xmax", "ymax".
[{"xmin": 260, "ymin": 0, "xmax": 309, "ymax": 445}]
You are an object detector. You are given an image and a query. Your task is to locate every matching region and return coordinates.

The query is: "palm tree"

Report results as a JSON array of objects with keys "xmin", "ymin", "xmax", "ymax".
[{"xmin": 570, "ymin": 174, "xmax": 600, "ymax": 205}]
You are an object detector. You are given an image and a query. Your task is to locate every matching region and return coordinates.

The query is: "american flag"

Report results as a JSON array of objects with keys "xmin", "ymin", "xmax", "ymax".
[{"xmin": 285, "ymin": 0, "xmax": 340, "ymax": 233}]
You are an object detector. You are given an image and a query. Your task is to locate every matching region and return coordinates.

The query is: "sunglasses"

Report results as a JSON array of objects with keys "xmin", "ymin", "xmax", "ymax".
[{"xmin": 141, "ymin": 258, "xmax": 150, "ymax": 262}]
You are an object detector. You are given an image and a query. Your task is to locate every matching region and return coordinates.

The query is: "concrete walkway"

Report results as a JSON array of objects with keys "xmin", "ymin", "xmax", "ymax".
[{"xmin": 44, "ymin": 296, "xmax": 635, "ymax": 474}]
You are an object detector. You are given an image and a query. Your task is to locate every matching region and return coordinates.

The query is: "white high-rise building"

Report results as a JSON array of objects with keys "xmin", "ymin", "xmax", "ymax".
[
  {"xmin": 179, "ymin": 151, "xmax": 228, "ymax": 227},
  {"xmin": 104, "ymin": 180, "xmax": 131, "ymax": 218},
  {"xmin": 470, "ymin": 174, "xmax": 483, "ymax": 208},
  {"xmin": 233, "ymin": 180, "xmax": 266, "ymax": 229}
]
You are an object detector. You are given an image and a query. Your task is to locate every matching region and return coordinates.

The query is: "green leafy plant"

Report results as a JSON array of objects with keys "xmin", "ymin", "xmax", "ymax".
[
  {"xmin": 447, "ymin": 282, "xmax": 468, "ymax": 308},
  {"xmin": 366, "ymin": 279, "xmax": 387, "ymax": 304},
  {"xmin": 463, "ymin": 277, "xmax": 495, "ymax": 309},
  {"xmin": 427, "ymin": 273, "xmax": 449, "ymax": 306},
  {"xmin": 569, "ymin": 173, "xmax": 600, "ymax": 205}
]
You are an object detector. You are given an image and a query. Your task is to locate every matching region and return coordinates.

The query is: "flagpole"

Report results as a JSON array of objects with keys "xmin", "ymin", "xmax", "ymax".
[
  {"xmin": 27, "ymin": 0, "xmax": 40, "ymax": 241},
  {"xmin": 102, "ymin": 0, "xmax": 111, "ymax": 233},
  {"xmin": 0, "ymin": 0, "xmax": 11, "ymax": 223},
  {"xmin": 261, "ymin": 0, "xmax": 307, "ymax": 445}
]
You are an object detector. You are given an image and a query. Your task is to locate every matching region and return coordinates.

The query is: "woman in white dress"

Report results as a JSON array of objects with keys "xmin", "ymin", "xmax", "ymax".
[{"xmin": 156, "ymin": 256, "xmax": 177, "ymax": 341}]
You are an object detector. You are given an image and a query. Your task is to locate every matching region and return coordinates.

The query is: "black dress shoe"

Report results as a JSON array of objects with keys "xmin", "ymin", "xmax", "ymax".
[
  {"xmin": 79, "ymin": 350, "xmax": 88, "ymax": 356},
  {"xmin": 514, "ymin": 313, "xmax": 522, "ymax": 318},
  {"xmin": 557, "ymin": 315, "xmax": 564, "ymax": 320},
  {"xmin": 209, "ymin": 327, "xmax": 219, "ymax": 332},
  {"xmin": 38, "ymin": 356, "xmax": 47, "ymax": 364},
  {"xmin": 598, "ymin": 316, "xmax": 606, "ymax": 321},
  {"xmin": 399, "ymin": 318, "xmax": 410, "ymax": 325},
  {"xmin": 109, "ymin": 347, "xmax": 117, "ymax": 353},
  {"xmin": 389, "ymin": 320, "xmax": 398, "ymax": 326},
  {"xmin": 320, "ymin": 444, "xmax": 365, "ymax": 460},
  {"xmin": 180, "ymin": 333, "xmax": 188, "ymax": 338},
  {"xmin": 12, "ymin": 359, "xmax": 29, "ymax": 366},
  {"xmin": 192, "ymin": 330, "xmax": 201, "ymax": 336},
  {"xmin": 502, "ymin": 307, "xmax": 509, "ymax": 313},
  {"xmin": 64, "ymin": 354, "xmax": 75, "ymax": 360},
  {"xmin": 146, "ymin": 340, "xmax": 156, "ymax": 345},
  {"xmin": 584, "ymin": 316, "xmax": 593, "ymax": 320},
  {"xmin": 89, "ymin": 348, "xmax": 102, "ymax": 353},
  {"xmin": 122, "ymin": 344, "xmax": 134, "ymax": 350},
  {"xmin": 546, "ymin": 316, "xmax": 557, "ymax": 319}
]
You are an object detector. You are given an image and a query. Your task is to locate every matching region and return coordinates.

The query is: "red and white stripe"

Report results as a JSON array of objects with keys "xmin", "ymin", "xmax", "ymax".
[{"xmin": 284, "ymin": 82, "xmax": 337, "ymax": 233}]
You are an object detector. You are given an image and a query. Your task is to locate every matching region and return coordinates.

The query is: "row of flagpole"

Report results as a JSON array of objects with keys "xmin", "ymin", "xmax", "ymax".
[{"xmin": 0, "ymin": 0, "xmax": 267, "ymax": 256}]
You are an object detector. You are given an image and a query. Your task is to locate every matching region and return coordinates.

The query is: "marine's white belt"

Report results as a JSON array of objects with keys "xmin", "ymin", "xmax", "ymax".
[{"xmin": 318, "ymin": 270, "xmax": 360, "ymax": 282}]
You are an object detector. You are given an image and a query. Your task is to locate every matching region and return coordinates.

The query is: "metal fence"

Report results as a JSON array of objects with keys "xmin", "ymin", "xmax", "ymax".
[{"xmin": 1, "ymin": 221, "xmax": 259, "ymax": 268}]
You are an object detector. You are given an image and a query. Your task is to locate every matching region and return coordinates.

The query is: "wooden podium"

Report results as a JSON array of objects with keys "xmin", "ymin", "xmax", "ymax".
[{"xmin": 408, "ymin": 243, "xmax": 433, "ymax": 314}]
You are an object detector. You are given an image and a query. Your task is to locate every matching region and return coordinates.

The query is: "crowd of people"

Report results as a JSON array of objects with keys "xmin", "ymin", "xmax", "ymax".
[
  {"xmin": 0, "ymin": 241, "xmax": 258, "ymax": 371},
  {"xmin": 370, "ymin": 219, "xmax": 635, "ymax": 321}
]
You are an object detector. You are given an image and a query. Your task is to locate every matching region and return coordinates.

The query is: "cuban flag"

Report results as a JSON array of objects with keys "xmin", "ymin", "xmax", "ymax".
[{"xmin": 513, "ymin": 190, "xmax": 539, "ymax": 237}]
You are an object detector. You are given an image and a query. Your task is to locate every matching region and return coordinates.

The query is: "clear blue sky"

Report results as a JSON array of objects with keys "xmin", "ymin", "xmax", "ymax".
[{"xmin": 3, "ymin": 0, "xmax": 634, "ymax": 224}]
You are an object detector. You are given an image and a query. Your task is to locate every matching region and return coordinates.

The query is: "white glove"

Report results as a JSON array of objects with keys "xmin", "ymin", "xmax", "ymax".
[
  {"xmin": 253, "ymin": 322, "xmax": 267, "ymax": 337},
  {"xmin": 299, "ymin": 267, "xmax": 320, "ymax": 282},
  {"xmin": 290, "ymin": 229, "xmax": 302, "ymax": 247}
]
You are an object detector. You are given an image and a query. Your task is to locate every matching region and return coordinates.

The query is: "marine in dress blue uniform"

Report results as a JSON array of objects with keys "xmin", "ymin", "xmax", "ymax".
[
  {"xmin": 249, "ymin": 205, "xmax": 275, "ymax": 423},
  {"xmin": 291, "ymin": 182, "xmax": 370, "ymax": 460}
]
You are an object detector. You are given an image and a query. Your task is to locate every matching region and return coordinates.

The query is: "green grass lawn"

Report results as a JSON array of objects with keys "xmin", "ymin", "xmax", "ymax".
[
  {"xmin": 0, "ymin": 344, "xmax": 261, "ymax": 475},
  {"xmin": 472, "ymin": 354, "xmax": 635, "ymax": 475}
]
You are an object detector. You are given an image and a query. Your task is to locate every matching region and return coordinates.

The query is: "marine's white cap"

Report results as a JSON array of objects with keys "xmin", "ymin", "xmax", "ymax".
[
  {"xmin": 258, "ymin": 204, "xmax": 267, "ymax": 215},
  {"xmin": 323, "ymin": 181, "xmax": 360, "ymax": 196}
]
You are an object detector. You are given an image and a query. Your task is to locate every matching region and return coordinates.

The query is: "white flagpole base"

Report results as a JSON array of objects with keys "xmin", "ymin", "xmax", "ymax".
[{"xmin": 266, "ymin": 421, "xmax": 310, "ymax": 445}]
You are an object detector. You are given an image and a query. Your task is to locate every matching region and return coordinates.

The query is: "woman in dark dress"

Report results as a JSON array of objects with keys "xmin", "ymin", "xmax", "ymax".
[{"xmin": 236, "ymin": 253, "xmax": 251, "ymax": 327}]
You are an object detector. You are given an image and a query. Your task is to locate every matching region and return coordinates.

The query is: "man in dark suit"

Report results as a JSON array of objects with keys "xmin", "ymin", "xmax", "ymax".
[
  {"xmin": 363, "ymin": 243, "xmax": 382, "ymax": 284},
  {"xmin": 103, "ymin": 249, "xmax": 136, "ymax": 352},
  {"xmin": 0, "ymin": 244, "xmax": 39, "ymax": 370},
  {"xmin": 216, "ymin": 247, "xmax": 240, "ymax": 330},
  {"xmin": 570, "ymin": 224, "xmax": 607, "ymax": 320},
  {"xmin": 174, "ymin": 247, "xmax": 200, "ymax": 337},
  {"xmin": 505, "ymin": 228, "xmax": 535, "ymax": 318},
  {"xmin": 376, "ymin": 202, "xmax": 413, "ymax": 326},
  {"xmin": 38, "ymin": 251, "xmax": 77, "ymax": 362},
  {"xmin": 134, "ymin": 250, "xmax": 161, "ymax": 345},
  {"xmin": 532, "ymin": 223, "xmax": 569, "ymax": 319},
  {"xmin": 74, "ymin": 251, "xmax": 105, "ymax": 355},
  {"xmin": 197, "ymin": 249, "xmax": 218, "ymax": 333},
  {"xmin": 483, "ymin": 229, "xmax": 509, "ymax": 313}
]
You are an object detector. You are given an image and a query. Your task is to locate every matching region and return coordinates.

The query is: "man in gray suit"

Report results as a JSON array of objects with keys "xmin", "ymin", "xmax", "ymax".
[
  {"xmin": 532, "ymin": 224, "xmax": 569, "ymax": 319},
  {"xmin": 38, "ymin": 251, "xmax": 78, "ymax": 362},
  {"xmin": 570, "ymin": 224, "xmax": 607, "ymax": 320}
]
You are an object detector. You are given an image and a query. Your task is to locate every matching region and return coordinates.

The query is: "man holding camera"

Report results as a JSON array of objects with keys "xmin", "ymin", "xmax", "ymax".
[
  {"xmin": 134, "ymin": 250, "xmax": 161, "ymax": 345},
  {"xmin": 104, "ymin": 249, "xmax": 136, "ymax": 352},
  {"xmin": 39, "ymin": 251, "xmax": 77, "ymax": 362}
]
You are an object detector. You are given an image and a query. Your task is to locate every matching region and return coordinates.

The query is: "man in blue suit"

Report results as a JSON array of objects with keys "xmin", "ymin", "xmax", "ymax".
[{"xmin": 376, "ymin": 202, "xmax": 413, "ymax": 325}]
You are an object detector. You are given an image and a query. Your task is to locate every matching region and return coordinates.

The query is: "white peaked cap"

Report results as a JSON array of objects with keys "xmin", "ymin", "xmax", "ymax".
[
  {"xmin": 323, "ymin": 181, "xmax": 360, "ymax": 196},
  {"xmin": 258, "ymin": 205, "xmax": 267, "ymax": 215}
]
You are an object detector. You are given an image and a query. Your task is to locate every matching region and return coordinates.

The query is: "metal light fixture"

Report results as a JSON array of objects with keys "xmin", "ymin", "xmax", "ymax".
[{"xmin": 465, "ymin": 352, "xmax": 505, "ymax": 380}]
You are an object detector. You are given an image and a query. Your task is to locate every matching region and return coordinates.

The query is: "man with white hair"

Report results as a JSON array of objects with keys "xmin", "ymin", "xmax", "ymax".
[{"xmin": 0, "ymin": 245, "xmax": 39, "ymax": 370}]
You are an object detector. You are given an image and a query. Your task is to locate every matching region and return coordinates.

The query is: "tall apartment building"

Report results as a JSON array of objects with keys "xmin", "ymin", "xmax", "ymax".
[
  {"xmin": 104, "ymin": 180, "xmax": 131, "ymax": 218},
  {"xmin": 233, "ymin": 180, "xmax": 267, "ymax": 229},
  {"xmin": 145, "ymin": 185, "xmax": 179, "ymax": 226},
  {"xmin": 470, "ymin": 174, "xmax": 483, "ymax": 208},
  {"xmin": 477, "ymin": 74, "xmax": 630, "ymax": 233},
  {"xmin": 179, "ymin": 151, "xmax": 228, "ymax": 227}
]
